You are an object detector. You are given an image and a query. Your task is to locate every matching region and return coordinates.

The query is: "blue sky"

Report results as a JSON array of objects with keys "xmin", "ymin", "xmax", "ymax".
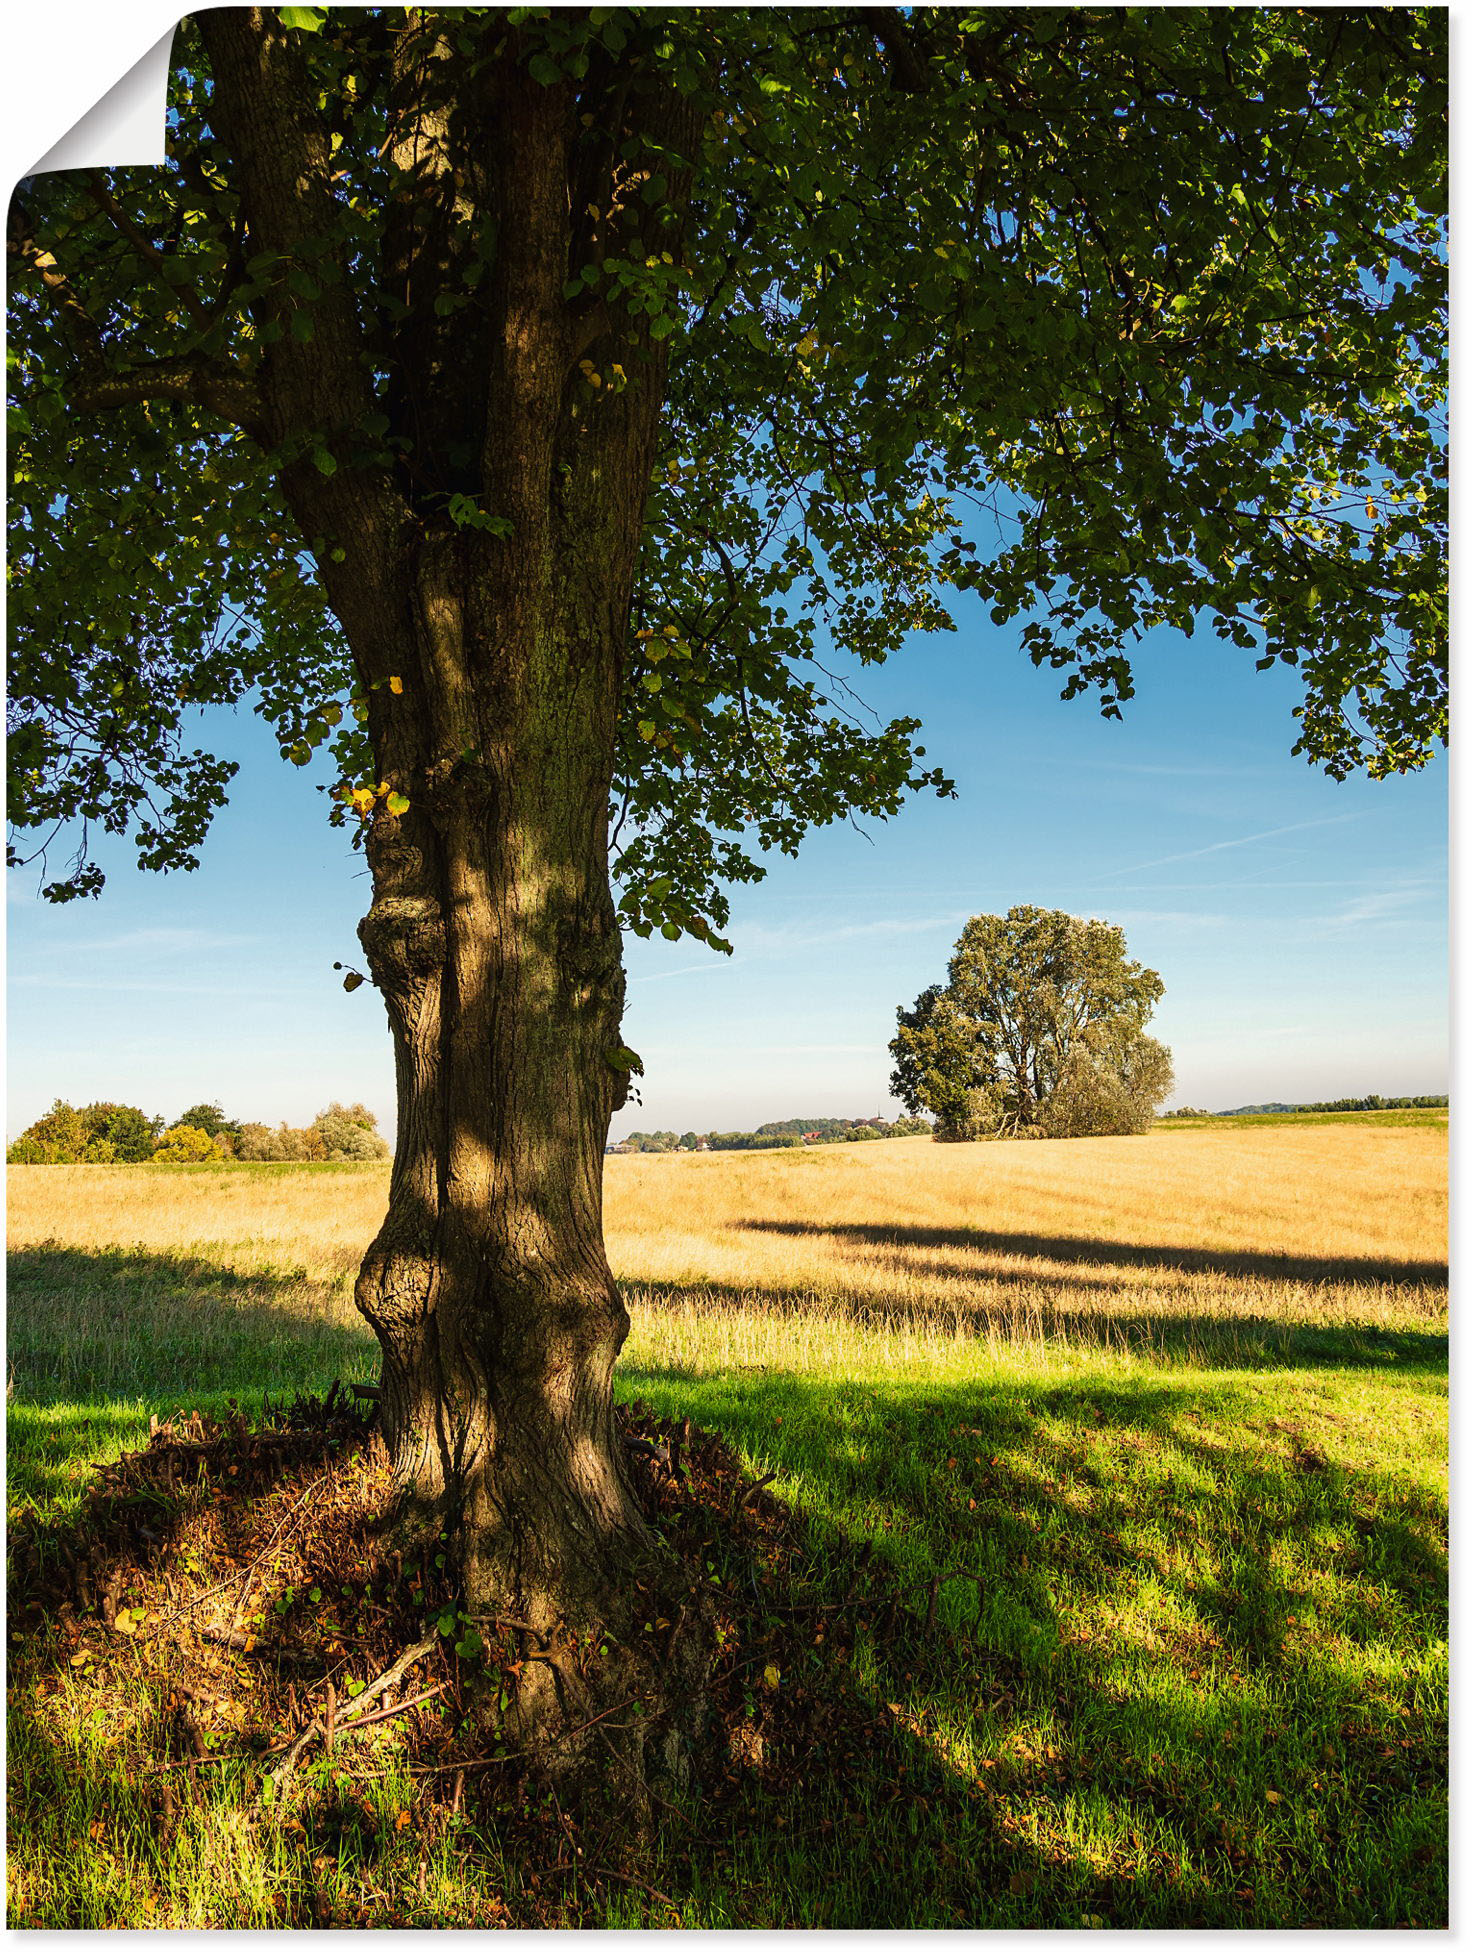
[{"xmin": 7, "ymin": 601, "xmax": 1446, "ymax": 1142}]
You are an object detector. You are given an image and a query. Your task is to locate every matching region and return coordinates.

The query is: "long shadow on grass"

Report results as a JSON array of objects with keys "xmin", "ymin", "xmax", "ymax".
[
  {"xmin": 626, "ymin": 1277, "xmax": 1446, "ymax": 1373},
  {"xmin": 742, "ymin": 1220, "xmax": 1447, "ymax": 1292},
  {"xmin": 618, "ymin": 1361, "xmax": 1448, "ymax": 1928}
]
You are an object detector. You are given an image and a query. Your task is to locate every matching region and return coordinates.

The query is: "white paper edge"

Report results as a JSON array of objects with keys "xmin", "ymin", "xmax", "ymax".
[
  {"xmin": 30, "ymin": 28, "xmax": 176, "ymax": 177},
  {"xmin": 7, "ymin": 3, "xmax": 182, "ymax": 188}
]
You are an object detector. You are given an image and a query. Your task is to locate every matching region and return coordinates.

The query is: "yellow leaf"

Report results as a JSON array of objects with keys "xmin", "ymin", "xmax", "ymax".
[
  {"xmin": 113, "ymin": 1609, "xmax": 137, "ymax": 1637},
  {"xmin": 1265, "ymin": 1789, "xmax": 1282, "ymax": 1804},
  {"xmin": 763, "ymin": 1664, "xmax": 780, "ymax": 1688},
  {"xmin": 385, "ymin": 791, "xmax": 411, "ymax": 816},
  {"xmin": 387, "ymin": 675, "xmax": 403, "ymax": 694}
]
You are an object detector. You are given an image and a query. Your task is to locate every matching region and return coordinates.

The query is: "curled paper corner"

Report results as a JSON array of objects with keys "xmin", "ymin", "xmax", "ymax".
[{"xmin": 28, "ymin": 24, "xmax": 175, "ymax": 177}]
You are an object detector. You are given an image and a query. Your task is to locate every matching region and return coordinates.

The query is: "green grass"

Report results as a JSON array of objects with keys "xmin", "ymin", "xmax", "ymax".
[
  {"xmin": 7, "ymin": 1167, "xmax": 1447, "ymax": 1928},
  {"xmin": 616, "ymin": 1350, "xmax": 1445, "ymax": 1925},
  {"xmin": 1156, "ymin": 1108, "xmax": 1448, "ymax": 1131}
]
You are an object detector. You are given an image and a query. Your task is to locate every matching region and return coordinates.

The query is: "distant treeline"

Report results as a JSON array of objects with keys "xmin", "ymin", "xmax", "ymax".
[
  {"xmin": 8, "ymin": 1098, "xmax": 389, "ymax": 1165},
  {"xmin": 615, "ymin": 1116, "xmax": 931, "ymax": 1153},
  {"xmin": 1212, "ymin": 1095, "xmax": 1447, "ymax": 1116}
]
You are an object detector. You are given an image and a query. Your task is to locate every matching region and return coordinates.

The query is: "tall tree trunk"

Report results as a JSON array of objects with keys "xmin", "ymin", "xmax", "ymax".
[
  {"xmin": 199, "ymin": 9, "xmax": 710, "ymax": 1798},
  {"xmin": 353, "ymin": 532, "xmax": 642, "ymax": 1625},
  {"xmin": 348, "ymin": 473, "xmax": 706, "ymax": 1801}
]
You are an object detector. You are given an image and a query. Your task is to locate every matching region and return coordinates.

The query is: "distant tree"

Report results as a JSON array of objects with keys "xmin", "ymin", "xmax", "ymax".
[
  {"xmin": 152, "ymin": 1122, "xmax": 227, "ymax": 1163},
  {"xmin": 7, "ymin": 1098, "xmax": 162, "ymax": 1163},
  {"xmin": 234, "ymin": 1121, "xmax": 325, "ymax": 1162},
  {"xmin": 312, "ymin": 1102, "xmax": 390, "ymax": 1162},
  {"xmin": 176, "ymin": 1101, "xmax": 244, "ymax": 1151},
  {"xmin": 6, "ymin": 1100, "xmax": 89, "ymax": 1164},
  {"xmin": 891, "ymin": 908, "xmax": 1173, "ymax": 1140},
  {"xmin": 679, "ymin": 1133, "xmax": 702, "ymax": 1152},
  {"xmin": 91, "ymin": 1102, "xmax": 166, "ymax": 1161}
]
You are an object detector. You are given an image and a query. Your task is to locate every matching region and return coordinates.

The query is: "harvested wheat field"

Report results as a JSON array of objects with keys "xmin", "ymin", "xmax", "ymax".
[{"xmin": 8, "ymin": 1118, "xmax": 1447, "ymax": 1928}]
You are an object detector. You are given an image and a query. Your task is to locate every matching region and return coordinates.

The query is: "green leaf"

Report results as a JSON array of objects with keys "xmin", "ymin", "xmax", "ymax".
[
  {"xmin": 279, "ymin": 7, "xmax": 327, "ymax": 32},
  {"xmin": 385, "ymin": 791, "xmax": 411, "ymax": 815}
]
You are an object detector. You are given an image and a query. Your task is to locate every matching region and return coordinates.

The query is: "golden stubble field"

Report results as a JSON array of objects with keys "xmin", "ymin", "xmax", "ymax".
[{"xmin": 7, "ymin": 1123, "xmax": 1447, "ymax": 1378}]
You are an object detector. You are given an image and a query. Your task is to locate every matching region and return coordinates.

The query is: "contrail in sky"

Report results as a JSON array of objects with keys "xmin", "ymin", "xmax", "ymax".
[{"xmin": 1100, "ymin": 813, "xmax": 1365, "ymax": 879}]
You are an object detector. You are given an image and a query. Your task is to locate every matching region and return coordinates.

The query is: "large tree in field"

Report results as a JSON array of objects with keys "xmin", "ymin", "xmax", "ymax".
[
  {"xmin": 7, "ymin": 6, "xmax": 1445, "ymax": 1773},
  {"xmin": 890, "ymin": 907, "xmax": 1175, "ymax": 1140}
]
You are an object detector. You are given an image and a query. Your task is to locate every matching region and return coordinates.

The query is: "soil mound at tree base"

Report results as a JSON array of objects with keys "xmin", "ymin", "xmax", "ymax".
[{"xmin": 8, "ymin": 1388, "xmax": 965, "ymax": 1926}]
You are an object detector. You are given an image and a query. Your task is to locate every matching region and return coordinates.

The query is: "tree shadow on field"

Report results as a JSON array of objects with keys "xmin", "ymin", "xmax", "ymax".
[
  {"xmin": 626, "ymin": 1276, "xmax": 1445, "ymax": 1374},
  {"xmin": 742, "ymin": 1219, "xmax": 1447, "ymax": 1293},
  {"xmin": 614, "ymin": 1360, "xmax": 1448, "ymax": 1929},
  {"xmin": 6, "ymin": 1244, "xmax": 376, "ymax": 1516}
]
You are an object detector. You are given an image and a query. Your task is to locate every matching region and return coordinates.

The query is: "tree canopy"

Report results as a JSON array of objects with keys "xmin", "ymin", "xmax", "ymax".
[
  {"xmin": 891, "ymin": 906, "xmax": 1174, "ymax": 1139},
  {"xmin": 8, "ymin": 7, "xmax": 1446, "ymax": 929}
]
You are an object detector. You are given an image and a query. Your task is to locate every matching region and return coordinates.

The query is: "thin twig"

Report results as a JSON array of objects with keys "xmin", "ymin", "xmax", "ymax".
[
  {"xmin": 336, "ymin": 1632, "xmax": 440, "ymax": 1720},
  {"xmin": 733, "ymin": 1470, "xmax": 780, "ymax": 1516},
  {"xmin": 593, "ymin": 1865, "xmax": 681, "ymax": 1913},
  {"xmin": 150, "ymin": 1477, "xmax": 324, "ymax": 1633},
  {"xmin": 146, "ymin": 1751, "xmax": 239, "ymax": 1774},
  {"xmin": 763, "ymin": 1596, "xmax": 877, "ymax": 1615},
  {"xmin": 264, "ymin": 1631, "xmax": 441, "ymax": 1778},
  {"xmin": 405, "ymin": 1694, "xmax": 640, "ymax": 1776},
  {"xmin": 334, "ymin": 1682, "xmax": 444, "ymax": 1730},
  {"xmin": 267, "ymin": 1718, "xmax": 325, "ymax": 1780},
  {"xmin": 224, "ymin": 1476, "xmax": 325, "ymax": 1638}
]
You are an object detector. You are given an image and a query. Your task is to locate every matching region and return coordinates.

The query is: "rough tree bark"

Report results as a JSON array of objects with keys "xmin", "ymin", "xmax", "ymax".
[{"xmin": 197, "ymin": 8, "xmax": 711, "ymax": 1796}]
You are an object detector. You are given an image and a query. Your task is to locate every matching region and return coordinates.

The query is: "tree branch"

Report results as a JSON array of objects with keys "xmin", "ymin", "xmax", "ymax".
[
  {"xmin": 84, "ymin": 172, "xmax": 216, "ymax": 335},
  {"xmin": 9, "ymin": 208, "xmax": 264, "ymax": 431},
  {"xmin": 864, "ymin": 8, "xmax": 932, "ymax": 93},
  {"xmin": 70, "ymin": 357, "xmax": 266, "ymax": 430}
]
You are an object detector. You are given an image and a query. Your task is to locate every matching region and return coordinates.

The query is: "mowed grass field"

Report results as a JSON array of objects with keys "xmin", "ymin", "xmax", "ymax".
[{"xmin": 7, "ymin": 1117, "xmax": 1447, "ymax": 1926}]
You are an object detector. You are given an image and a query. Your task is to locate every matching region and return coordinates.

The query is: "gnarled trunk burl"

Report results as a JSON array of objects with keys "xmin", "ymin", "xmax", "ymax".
[{"xmin": 199, "ymin": 11, "xmax": 708, "ymax": 1798}]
